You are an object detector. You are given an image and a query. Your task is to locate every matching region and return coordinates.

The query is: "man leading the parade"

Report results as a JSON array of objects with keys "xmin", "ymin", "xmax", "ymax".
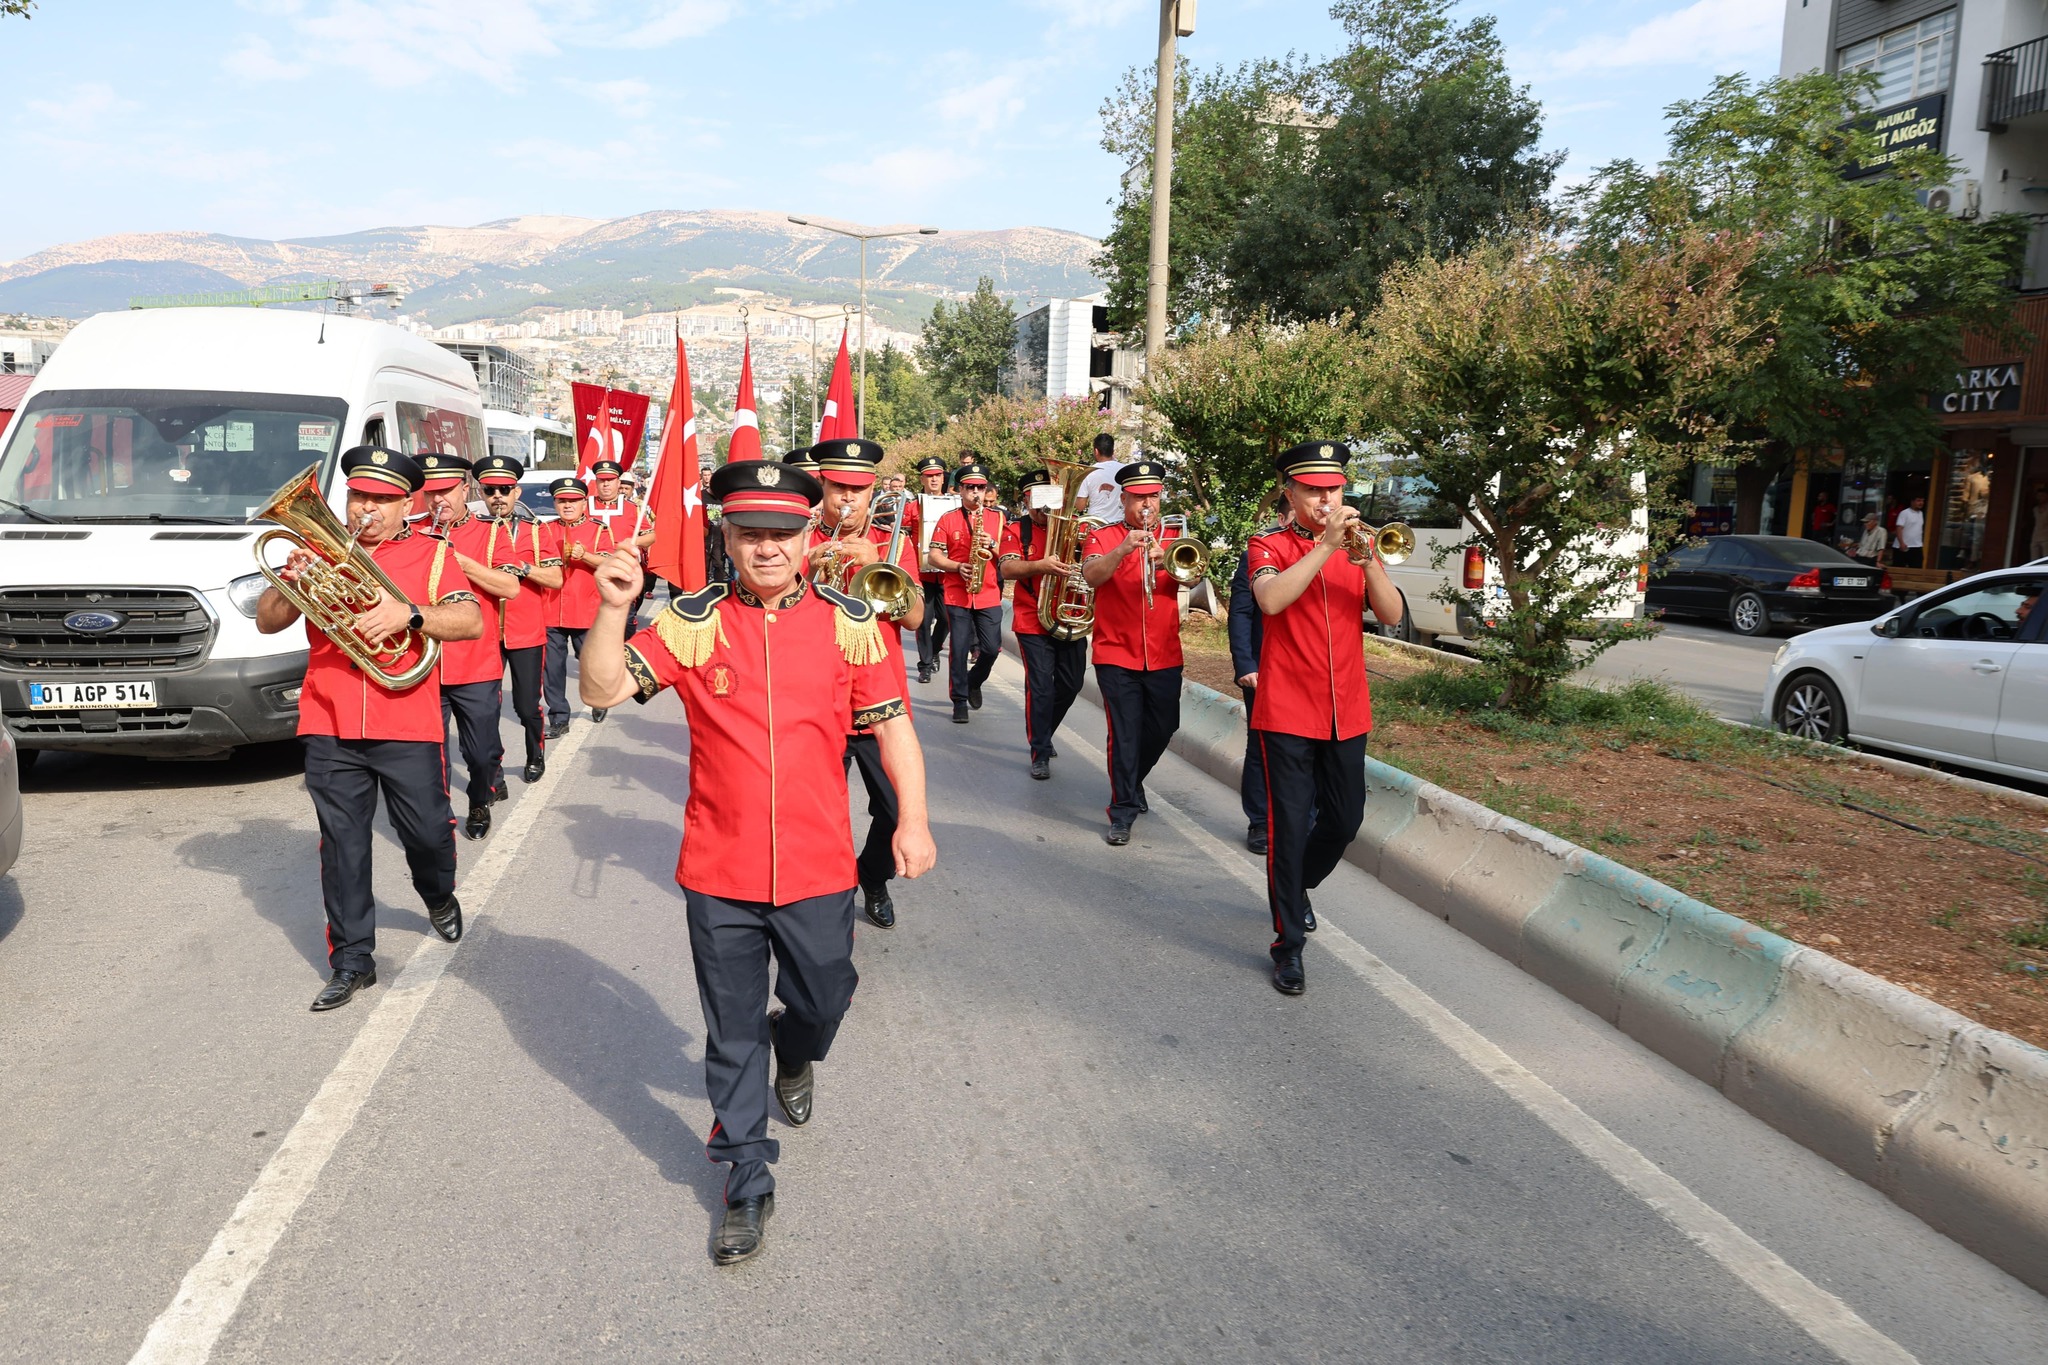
[
  {"xmin": 255, "ymin": 447, "xmax": 483, "ymax": 1012},
  {"xmin": 1246, "ymin": 441, "xmax": 1405, "ymax": 997},
  {"xmin": 476, "ymin": 454, "xmax": 564, "ymax": 783},
  {"xmin": 578, "ymin": 459, "xmax": 935, "ymax": 1267}
]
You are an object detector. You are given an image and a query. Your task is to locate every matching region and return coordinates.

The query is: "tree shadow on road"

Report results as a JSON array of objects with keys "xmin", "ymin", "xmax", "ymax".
[{"xmin": 454, "ymin": 928, "xmax": 723, "ymax": 1213}]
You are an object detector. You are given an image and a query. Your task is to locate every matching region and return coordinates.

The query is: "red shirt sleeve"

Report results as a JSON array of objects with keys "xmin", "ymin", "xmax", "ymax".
[
  {"xmin": 1082, "ymin": 526, "xmax": 1115, "ymax": 561},
  {"xmin": 998, "ymin": 520, "xmax": 1024, "ymax": 562},
  {"xmin": 622, "ymin": 618, "xmax": 688, "ymax": 702},
  {"xmin": 1246, "ymin": 532, "xmax": 1285, "ymax": 578}
]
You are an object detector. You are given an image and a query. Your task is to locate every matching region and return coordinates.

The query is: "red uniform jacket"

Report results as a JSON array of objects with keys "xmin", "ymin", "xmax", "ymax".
[
  {"xmin": 1082, "ymin": 523, "xmax": 1184, "ymax": 671},
  {"xmin": 624, "ymin": 579, "xmax": 906, "ymax": 905},
  {"xmin": 1000, "ymin": 516, "xmax": 1057, "ymax": 637},
  {"xmin": 933, "ymin": 506, "xmax": 1006, "ymax": 609},
  {"xmin": 1245, "ymin": 521, "xmax": 1372, "ymax": 739},
  {"xmin": 297, "ymin": 527, "xmax": 478, "ymax": 742},
  {"xmin": 808, "ymin": 521, "xmax": 919, "ymax": 723},
  {"xmin": 481, "ymin": 516, "xmax": 557, "ymax": 651},
  {"xmin": 435, "ymin": 514, "xmax": 507, "ymax": 685},
  {"xmin": 545, "ymin": 517, "xmax": 617, "ymax": 631}
]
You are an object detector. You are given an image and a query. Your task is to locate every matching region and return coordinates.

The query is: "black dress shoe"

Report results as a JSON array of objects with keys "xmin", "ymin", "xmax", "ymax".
[
  {"xmin": 490, "ymin": 779, "xmax": 510, "ymax": 804},
  {"xmin": 862, "ymin": 883, "xmax": 896, "ymax": 929},
  {"xmin": 1103, "ymin": 822, "xmax": 1131, "ymax": 846},
  {"xmin": 428, "ymin": 895, "xmax": 463, "ymax": 943},
  {"xmin": 523, "ymin": 758, "xmax": 546, "ymax": 783},
  {"xmin": 1029, "ymin": 756, "xmax": 1050, "ymax": 780},
  {"xmin": 968, "ymin": 682, "xmax": 983, "ymax": 710},
  {"xmin": 1247, "ymin": 826, "xmax": 1269, "ymax": 855},
  {"xmin": 547, "ymin": 719, "xmax": 570, "ymax": 739},
  {"xmin": 1047, "ymin": 743, "xmax": 1058, "ymax": 758},
  {"xmin": 1273, "ymin": 953, "xmax": 1305, "ymax": 996},
  {"xmin": 769, "ymin": 1010, "xmax": 815, "ymax": 1125},
  {"xmin": 310, "ymin": 967, "xmax": 375, "ymax": 1012},
  {"xmin": 713, "ymin": 1194, "xmax": 775, "ymax": 1264},
  {"xmin": 591, "ymin": 707, "xmax": 608, "ymax": 724},
  {"xmin": 1303, "ymin": 897, "xmax": 1317, "ymax": 933},
  {"xmin": 917, "ymin": 664, "xmax": 932, "ymax": 684},
  {"xmin": 951, "ymin": 704, "xmax": 969, "ymax": 724},
  {"xmin": 464, "ymin": 805, "xmax": 491, "ymax": 841}
]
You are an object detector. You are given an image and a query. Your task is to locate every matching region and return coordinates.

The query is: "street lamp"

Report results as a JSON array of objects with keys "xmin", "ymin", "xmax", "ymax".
[
  {"xmin": 760, "ymin": 302, "xmax": 858, "ymax": 447},
  {"xmin": 787, "ymin": 216, "xmax": 940, "ymax": 435},
  {"xmin": 1145, "ymin": 0, "xmax": 1196, "ymax": 366}
]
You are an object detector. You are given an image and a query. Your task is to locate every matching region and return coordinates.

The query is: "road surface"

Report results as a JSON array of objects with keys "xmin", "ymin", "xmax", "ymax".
[
  {"xmin": 1579, "ymin": 621, "xmax": 1784, "ymax": 723},
  {"xmin": 2, "ymin": 648, "xmax": 2043, "ymax": 1362}
]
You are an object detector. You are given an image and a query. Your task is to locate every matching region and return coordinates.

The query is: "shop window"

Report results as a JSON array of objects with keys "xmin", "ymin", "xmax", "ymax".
[
  {"xmin": 1937, "ymin": 450, "xmax": 1993, "ymax": 572},
  {"xmin": 1838, "ymin": 10, "xmax": 1956, "ymax": 108}
]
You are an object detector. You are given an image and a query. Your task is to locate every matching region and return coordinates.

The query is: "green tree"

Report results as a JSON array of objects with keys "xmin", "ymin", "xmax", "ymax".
[
  {"xmin": 857, "ymin": 344, "xmax": 945, "ymax": 444},
  {"xmin": 1569, "ymin": 71, "xmax": 2029, "ymax": 531},
  {"xmin": 1137, "ymin": 318, "xmax": 1369, "ymax": 585},
  {"xmin": 2, "ymin": 1, "xmax": 35, "ymax": 16},
  {"xmin": 916, "ymin": 277, "xmax": 1018, "ymax": 414},
  {"xmin": 764, "ymin": 367, "xmax": 817, "ymax": 458},
  {"xmin": 1362, "ymin": 229, "xmax": 1761, "ymax": 712}
]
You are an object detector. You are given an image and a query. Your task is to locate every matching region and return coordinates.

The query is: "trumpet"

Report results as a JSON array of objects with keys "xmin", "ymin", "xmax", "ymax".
[
  {"xmin": 1342, "ymin": 517, "xmax": 1414, "ymax": 566},
  {"xmin": 253, "ymin": 463, "xmax": 441, "ymax": 691}
]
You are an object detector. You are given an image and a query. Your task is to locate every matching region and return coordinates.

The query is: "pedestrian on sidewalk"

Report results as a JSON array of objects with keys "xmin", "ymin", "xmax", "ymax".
[
  {"xmin": 1853, "ymin": 512, "xmax": 1887, "ymax": 568},
  {"xmin": 1893, "ymin": 494, "xmax": 1927, "ymax": 570},
  {"xmin": 578, "ymin": 458, "xmax": 936, "ymax": 1267}
]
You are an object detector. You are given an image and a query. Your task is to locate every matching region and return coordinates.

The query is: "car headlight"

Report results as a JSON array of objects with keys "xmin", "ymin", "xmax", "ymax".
[{"xmin": 226, "ymin": 571, "xmax": 269, "ymax": 619}]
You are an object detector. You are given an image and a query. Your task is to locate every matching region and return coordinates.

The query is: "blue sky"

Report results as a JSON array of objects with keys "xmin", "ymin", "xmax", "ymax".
[{"xmin": 0, "ymin": 0, "xmax": 1783, "ymax": 264}]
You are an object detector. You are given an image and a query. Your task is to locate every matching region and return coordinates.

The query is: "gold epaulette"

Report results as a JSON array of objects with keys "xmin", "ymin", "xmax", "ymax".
[
  {"xmin": 815, "ymin": 582, "xmax": 889, "ymax": 666},
  {"xmin": 654, "ymin": 583, "xmax": 730, "ymax": 668}
]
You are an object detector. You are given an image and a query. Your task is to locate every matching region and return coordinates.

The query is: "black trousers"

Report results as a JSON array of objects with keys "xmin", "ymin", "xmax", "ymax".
[
  {"xmin": 916, "ymin": 580, "xmax": 949, "ymax": 669},
  {"xmin": 544, "ymin": 625, "xmax": 586, "ymax": 723},
  {"xmin": 842, "ymin": 732, "xmax": 899, "ymax": 890},
  {"xmin": 302, "ymin": 735, "xmax": 457, "ymax": 974},
  {"xmin": 685, "ymin": 887, "xmax": 859, "ymax": 1203},
  {"xmin": 1239, "ymin": 683, "xmax": 1267, "ymax": 830},
  {"xmin": 1258, "ymin": 728, "xmax": 1368, "ymax": 961},
  {"xmin": 441, "ymin": 678, "xmax": 505, "ymax": 809},
  {"xmin": 503, "ymin": 644, "xmax": 544, "ymax": 766},
  {"xmin": 1096, "ymin": 662, "xmax": 1182, "ymax": 826},
  {"xmin": 1018, "ymin": 631, "xmax": 1087, "ymax": 760},
  {"xmin": 946, "ymin": 604, "xmax": 1002, "ymax": 706}
]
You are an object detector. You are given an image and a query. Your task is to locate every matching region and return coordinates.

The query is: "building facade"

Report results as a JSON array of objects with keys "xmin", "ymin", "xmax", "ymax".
[{"xmin": 1005, "ymin": 296, "xmax": 1140, "ymax": 415}]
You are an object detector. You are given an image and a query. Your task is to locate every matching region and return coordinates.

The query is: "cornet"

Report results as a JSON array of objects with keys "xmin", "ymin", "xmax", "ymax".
[{"xmin": 1342, "ymin": 517, "xmax": 1414, "ymax": 566}]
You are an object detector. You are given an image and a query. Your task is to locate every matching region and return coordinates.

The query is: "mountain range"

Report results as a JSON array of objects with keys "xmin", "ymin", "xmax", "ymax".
[{"xmin": 0, "ymin": 211, "xmax": 1107, "ymax": 330}]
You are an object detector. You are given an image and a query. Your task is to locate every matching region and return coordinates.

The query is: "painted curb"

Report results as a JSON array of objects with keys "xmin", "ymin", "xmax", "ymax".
[{"xmin": 1056, "ymin": 650, "xmax": 2048, "ymax": 1293}]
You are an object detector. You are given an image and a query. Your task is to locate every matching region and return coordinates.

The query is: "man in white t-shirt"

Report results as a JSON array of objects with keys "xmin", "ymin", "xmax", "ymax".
[
  {"xmin": 1077, "ymin": 433, "xmax": 1125, "ymax": 525},
  {"xmin": 1893, "ymin": 495, "xmax": 1926, "ymax": 569}
]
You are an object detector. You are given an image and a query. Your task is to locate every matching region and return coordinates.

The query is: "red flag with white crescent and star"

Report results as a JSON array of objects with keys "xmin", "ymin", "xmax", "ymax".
[
  {"xmin": 817, "ymin": 328, "xmax": 855, "ymax": 441},
  {"xmin": 645, "ymin": 333, "xmax": 704, "ymax": 591},
  {"xmin": 728, "ymin": 339, "xmax": 763, "ymax": 463}
]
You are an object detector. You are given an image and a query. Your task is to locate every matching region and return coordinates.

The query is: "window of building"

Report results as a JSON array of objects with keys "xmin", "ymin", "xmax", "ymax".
[{"xmin": 1838, "ymin": 10, "xmax": 1957, "ymax": 108}]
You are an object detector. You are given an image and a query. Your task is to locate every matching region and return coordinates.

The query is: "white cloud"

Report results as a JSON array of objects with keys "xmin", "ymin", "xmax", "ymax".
[
  {"xmin": 223, "ymin": 36, "xmax": 309, "ymax": 82},
  {"xmin": 294, "ymin": 0, "xmax": 560, "ymax": 89},
  {"xmin": 562, "ymin": 77, "xmax": 656, "ymax": 119},
  {"xmin": 822, "ymin": 147, "xmax": 982, "ymax": 200},
  {"xmin": 27, "ymin": 83, "xmax": 139, "ymax": 130},
  {"xmin": 1028, "ymin": 0, "xmax": 1144, "ymax": 32},
  {"xmin": 630, "ymin": 0, "xmax": 735, "ymax": 46},
  {"xmin": 1536, "ymin": 0, "xmax": 1780, "ymax": 77},
  {"xmin": 933, "ymin": 71, "xmax": 1030, "ymax": 136}
]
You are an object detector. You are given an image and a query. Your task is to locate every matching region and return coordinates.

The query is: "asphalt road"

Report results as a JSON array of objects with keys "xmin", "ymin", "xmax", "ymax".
[
  {"xmin": 1575, "ymin": 621, "xmax": 1784, "ymax": 723},
  {"xmin": 3, "ymin": 647, "xmax": 2045, "ymax": 1362}
]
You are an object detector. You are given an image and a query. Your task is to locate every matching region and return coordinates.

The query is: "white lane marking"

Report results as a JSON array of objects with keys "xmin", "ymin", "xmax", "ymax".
[
  {"xmin": 128, "ymin": 717, "xmax": 601, "ymax": 1365},
  {"xmin": 986, "ymin": 668, "xmax": 1918, "ymax": 1365}
]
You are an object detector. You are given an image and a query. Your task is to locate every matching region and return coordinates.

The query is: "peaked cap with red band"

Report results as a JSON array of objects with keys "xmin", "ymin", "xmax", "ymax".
[
  {"xmin": 782, "ymin": 445, "xmax": 820, "ymax": 474},
  {"xmin": 1116, "ymin": 459, "xmax": 1167, "ymax": 493},
  {"xmin": 474, "ymin": 454, "xmax": 523, "ymax": 487},
  {"xmin": 419, "ymin": 452, "xmax": 473, "ymax": 493},
  {"xmin": 341, "ymin": 446, "xmax": 425, "ymax": 495},
  {"xmin": 549, "ymin": 476, "xmax": 589, "ymax": 500},
  {"xmin": 711, "ymin": 458, "xmax": 822, "ymax": 530},
  {"xmin": 1276, "ymin": 440, "xmax": 1352, "ymax": 489},
  {"xmin": 813, "ymin": 437, "xmax": 884, "ymax": 486},
  {"xmin": 953, "ymin": 462, "xmax": 990, "ymax": 488}
]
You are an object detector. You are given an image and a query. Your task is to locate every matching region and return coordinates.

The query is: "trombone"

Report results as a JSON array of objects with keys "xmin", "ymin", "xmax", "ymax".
[{"xmin": 1156, "ymin": 514, "xmax": 1210, "ymax": 584}]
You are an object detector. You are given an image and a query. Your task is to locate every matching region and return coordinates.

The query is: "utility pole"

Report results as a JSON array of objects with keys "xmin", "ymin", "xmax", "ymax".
[{"xmin": 1145, "ymin": 0, "xmax": 1194, "ymax": 366}]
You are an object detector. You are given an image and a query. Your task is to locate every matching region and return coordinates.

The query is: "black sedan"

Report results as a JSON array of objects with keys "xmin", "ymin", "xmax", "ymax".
[{"xmin": 1648, "ymin": 535, "xmax": 1897, "ymax": 637}]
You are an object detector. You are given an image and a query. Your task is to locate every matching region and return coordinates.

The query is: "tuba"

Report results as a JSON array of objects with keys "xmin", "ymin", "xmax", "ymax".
[
  {"xmin": 252, "ymin": 463, "xmax": 442, "ymax": 690},
  {"xmin": 1036, "ymin": 453, "xmax": 1104, "ymax": 640}
]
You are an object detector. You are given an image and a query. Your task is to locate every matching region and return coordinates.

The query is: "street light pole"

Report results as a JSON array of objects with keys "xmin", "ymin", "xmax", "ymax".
[
  {"xmin": 788, "ymin": 216, "xmax": 940, "ymax": 436},
  {"xmin": 1146, "ymin": 0, "xmax": 1193, "ymax": 366}
]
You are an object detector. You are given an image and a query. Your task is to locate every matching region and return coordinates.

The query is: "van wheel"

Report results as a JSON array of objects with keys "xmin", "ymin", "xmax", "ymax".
[
  {"xmin": 1729, "ymin": 591, "xmax": 1771, "ymax": 636},
  {"xmin": 1374, "ymin": 596, "xmax": 1416, "ymax": 644},
  {"xmin": 1776, "ymin": 672, "xmax": 1845, "ymax": 743}
]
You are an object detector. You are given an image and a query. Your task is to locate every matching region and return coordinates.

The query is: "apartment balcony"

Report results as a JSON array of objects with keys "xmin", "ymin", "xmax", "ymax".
[{"xmin": 1982, "ymin": 35, "xmax": 2048, "ymax": 131}]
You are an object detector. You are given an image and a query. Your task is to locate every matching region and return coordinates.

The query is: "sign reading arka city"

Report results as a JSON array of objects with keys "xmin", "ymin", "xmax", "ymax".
[
  {"xmin": 1844, "ymin": 92, "xmax": 1946, "ymax": 180},
  {"xmin": 1931, "ymin": 362, "xmax": 2024, "ymax": 414}
]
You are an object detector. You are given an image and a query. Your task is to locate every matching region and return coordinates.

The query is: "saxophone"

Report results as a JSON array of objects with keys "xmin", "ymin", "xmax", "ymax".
[{"xmin": 964, "ymin": 507, "xmax": 997, "ymax": 597}]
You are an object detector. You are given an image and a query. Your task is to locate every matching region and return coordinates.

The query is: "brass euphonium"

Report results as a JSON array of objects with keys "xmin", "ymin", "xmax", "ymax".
[
  {"xmin": 252, "ymin": 463, "xmax": 442, "ymax": 690},
  {"xmin": 1037, "ymin": 453, "xmax": 1103, "ymax": 640}
]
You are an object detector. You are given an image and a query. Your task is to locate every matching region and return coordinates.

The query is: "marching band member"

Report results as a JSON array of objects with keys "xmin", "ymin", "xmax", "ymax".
[
  {"xmin": 577, "ymin": 459, "xmax": 935, "ymax": 1266},
  {"xmin": 807, "ymin": 438, "xmax": 924, "ymax": 929},
  {"xmin": 422, "ymin": 455, "xmax": 523, "ymax": 839},
  {"xmin": 541, "ymin": 476, "xmax": 616, "ymax": 737},
  {"xmin": 590, "ymin": 455, "xmax": 658, "ymax": 619},
  {"xmin": 476, "ymin": 455, "xmax": 564, "ymax": 783},
  {"xmin": 999, "ymin": 467, "xmax": 1088, "ymax": 780},
  {"xmin": 255, "ymin": 447, "xmax": 482, "ymax": 1012},
  {"xmin": 1080, "ymin": 460, "xmax": 1183, "ymax": 846},
  {"xmin": 926, "ymin": 462, "xmax": 1005, "ymax": 725},
  {"xmin": 783, "ymin": 445, "xmax": 821, "ymax": 476},
  {"xmin": 1247, "ymin": 441, "xmax": 1404, "ymax": 996},
  {"xmin": 899, "ymin": 454, "xmax": 953, "ymax": 683}
]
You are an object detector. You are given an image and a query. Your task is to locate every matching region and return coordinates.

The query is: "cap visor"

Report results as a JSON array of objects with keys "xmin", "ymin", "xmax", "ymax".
[
  {"xmin": 1120, "ymin": 479, "xmax": 1165, "ymax": 493},
  {"xmin": 722, "ymin": 510, "xmax": 812, "ymax": 530},
  {"xmin": 819, "ymin": 470, "xmax": 878, "ymax": 488},
  {"xmin": 421, "ymin": 476, "xmax": 466, "ymax": 492},
  {"xmin": 477, "ymin": 476, "xmax": 520, "ymax": 488},
  {"xmin": 346, "ymin": 474, "xmax": 412, "ymax": 494},
  {"xmin": 1290, "ymin": 471, "xmax": 1347, "ymax": 488}
]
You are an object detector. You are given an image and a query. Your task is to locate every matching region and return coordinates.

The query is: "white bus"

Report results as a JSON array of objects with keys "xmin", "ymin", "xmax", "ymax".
[{"xmin": 0, "ymin": 307, "xmax": 485, "ymax": 762}]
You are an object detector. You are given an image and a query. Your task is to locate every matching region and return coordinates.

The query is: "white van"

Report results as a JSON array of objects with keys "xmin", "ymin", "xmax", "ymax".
[
  {"xmin": 0, "ymin": 308, "xmax": 485, "ymax": 762},
  {"xmin": 1354, "ymin": 458, "xmax": 1648, "ymax": 646}
]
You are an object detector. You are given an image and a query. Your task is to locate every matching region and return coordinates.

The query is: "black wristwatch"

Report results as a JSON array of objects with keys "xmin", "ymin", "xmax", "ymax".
[{"xmin": 407, "ymin": 603, "xmax": 425, "ymax": 632}]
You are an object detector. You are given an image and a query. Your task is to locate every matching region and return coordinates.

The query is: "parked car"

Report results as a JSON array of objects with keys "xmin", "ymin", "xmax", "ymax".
[
  {"xmin": 1649, "ymin": 535, "xmax": 1895, "ymax": 637},
  {"xmin": 1765, "ymin": 565, "xmax": 2048, "ymax": 780},
  {"xmin": 517, "ymin": 469, "xmax": 561, "ymax": 521}
]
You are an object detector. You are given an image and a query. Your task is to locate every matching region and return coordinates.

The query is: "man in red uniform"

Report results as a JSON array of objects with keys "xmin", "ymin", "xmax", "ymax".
[
  {"xmin": 1080, "ymin": 460, "xmax": 1183, "ymax": 845},
  {"xmin": 925, "ymin": 462, "xmax": 1005, "ymax": 725},
  {"xmin": 475, "ymin": 455, "xmax": 564, "ymax": 783},
  {"xmin": 898, "ymin": 454, "xmax": 953, "ymax": 683},
  {"xmin": 255, "ymin": 447, "xmax": 484, "ymax": 1012},
  {"xmin": 589, "ymin": 455, "xmax": 658, "ymax": 617},
  {"xmin": 999, "ymin": 467, "xmax": 1089, "ymax": 780},
  {"xmin": 1248, "ymin": 441, "xmax": 1406, "ymax": 996},
  {"xmin": 806, "ymin": 438, "xmax": 924, "ymax": 930},
  {"xmin": 542, "ymin": 476, "xmax": 617, "ymax": 737},
  {"xmin": 579, "ymin": 459, "xmax": 936, "ymax": 1266},
  {"xmin": 422, "ymin": 455, "xmax": 525, "ymax": 839}
]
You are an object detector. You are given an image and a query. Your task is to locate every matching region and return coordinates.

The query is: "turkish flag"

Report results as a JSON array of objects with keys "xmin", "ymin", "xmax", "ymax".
[
  {"xmin": 817, "ymin": 328, "xmax": 855, "ymax": 441},
  {"xmin": 645, "ymin": 335, "xmax": 705, "ymax": 591},
  {"xmin": 571, "ymin": 382, "xmax": 653, "ymax": 474},
  {"xmin": 728, "ymin": 339, "xmax": 763, "ymax": 462}
]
